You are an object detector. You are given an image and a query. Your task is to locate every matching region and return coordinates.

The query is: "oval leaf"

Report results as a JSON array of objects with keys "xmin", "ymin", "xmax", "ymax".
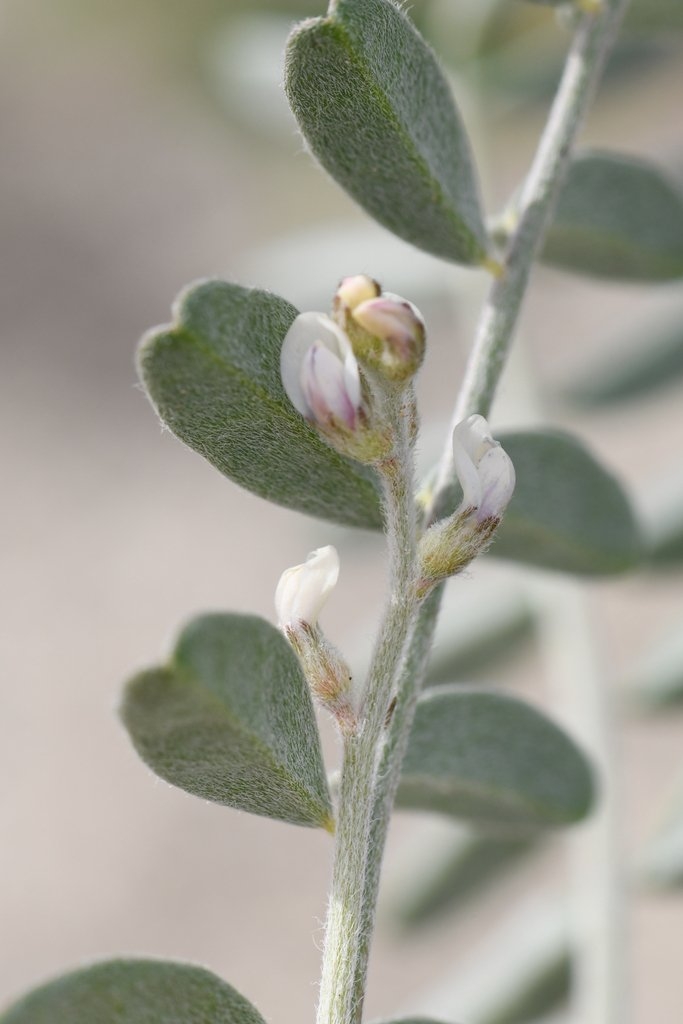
[
  {"xmin": 493, "ymin": 430, "xmax": 642, "ymax": 575},
  {"xmin": 122, "ymin": 613, "xmax": 333, "ymax": 829},
  {"xmin": 397, "ymin": 686, "xmax": 595, "ymax": 828},
  {"xmin": 285, "ymin": 0, "xmax": 488, "ymax": 265},
  {"xmin": 0, "ymin": 960, "xmax": 266, "ymax": 1024},
  {"xmin": 541, "ymin": 151, "xmax": 683, "ymax": 281},
  {"xmin": 138, "ymin": 279, "xmax": 382, "ymax": 530}
]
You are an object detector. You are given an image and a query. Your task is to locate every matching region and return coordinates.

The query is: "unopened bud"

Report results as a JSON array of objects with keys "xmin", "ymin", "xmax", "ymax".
[
  {"xmin": 280, "ymin": 312, "xmax": 391, "ymax": 464},
  {"xmin": 275, "ymin": 545, "xmax": 339, "ymax": 630},
  {"xmin": 350, "ymin": 294, "xmax": 425, "ymax": 382},
  {"xmin": 335, "ymin": 274, "xmax": 380, "ymax": 313},
  {"xmin": 417, "ymin": 416, "xmax": 515, "ymax": 595},
  {"xmin": 275, "ymin": 546, "xmax": 357, "ymax": 734},
  {"xmin": 452, "ymin": 415, "xmax": 515, "ymax": 523}
]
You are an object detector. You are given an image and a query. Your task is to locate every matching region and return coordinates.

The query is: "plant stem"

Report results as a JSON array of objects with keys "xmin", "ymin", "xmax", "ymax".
[
  {"xmin": 316, "ymin": 395, "xmax": 420, "ymax": 1024},
  {"xmin": 430, "ymin": 0, "xmax": 629, "ymax": 521},
  {"xmin": 318, "ymin": 1, "xmax": 629, "ymax": 1020}
]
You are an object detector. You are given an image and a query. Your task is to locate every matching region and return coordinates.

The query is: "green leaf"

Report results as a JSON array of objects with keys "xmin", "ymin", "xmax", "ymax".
[
  {"xmin": 0, "ymin": 960, "xmax": 266, "ymax": 1024},
  {"xmin": 121, "ymin": 613, "xmax": 333, "ymax": 830},
  {"xmin": 625, "ymin": 0, "xmax": 683, "ymax": 31},
  {"xmin": 285, "ymin": 0, "xmax": 489, "ymax": 265},
  {"xmin": 541, "ymin": 151, "xmax": 683, "ymax": 281},
  {"xmin": 493, "ymin": 430, "xmax": 642, "ymax": 575},
  {"xmin": 397, "ymin": 686, "xmax": 595, "ymax": 829},
  {"xmin": 138, "ymin": 279, "xmax": 382, "ymax": 530},
  {"xmin": 390, "ymin": 826, "xmax": 538, "ymax": 929},
  {"xmin": 564, "ymin": 307, "xmax": 683, "ymax": 408}
]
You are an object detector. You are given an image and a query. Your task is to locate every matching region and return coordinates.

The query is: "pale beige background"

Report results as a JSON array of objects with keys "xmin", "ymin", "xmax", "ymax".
[{"xmin": 1, "ymin": 2, "xmax": 683, "ymax": 1022}]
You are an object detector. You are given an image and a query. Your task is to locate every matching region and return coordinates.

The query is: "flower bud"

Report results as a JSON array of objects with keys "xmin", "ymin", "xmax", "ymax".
[
  {"xmin": 275, "ymin": 546, "xmax": 356, "ymax": 734},
  {"xmin": 281, "ymin": 313, "xmax": 362, "ymax": 430},
  {"xmin": 452, "ymin": 415, "xmax": 516, "ymax": 523},
  {"xmin": 417, "ymin": 416, "xmax": 515, "ymax": 596},
  {"xmin": 275, "ymin": 545, "xmax": 339, "ymax": 630},
  {"xmin": 280, "ymin": 312, "xmax": 391, "ymax": 464},
  {"xmin": 345, "ymin": 291, "xmax": 425, "ymax": 384},
  {"xmin": 334, "ymin": 274, "xmax": 380, "ymax": 313}
]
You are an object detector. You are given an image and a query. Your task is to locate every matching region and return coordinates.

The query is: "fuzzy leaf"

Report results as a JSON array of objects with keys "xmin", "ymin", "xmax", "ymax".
[
  {"xmin": 138, "ymin": 279, "xmax": 382, "ymax": 530},
  {"xmin": 285, "ymin": 0, "xmax": 488, "ymax": 265},
  {"xmin": 493, "ymin": 430, "xmax": 642, "ymax": 575},
  {"xmin": 397, "ymin": 686, "xmax": 595, "ymax": 829},
  {"xmin": 122, "ymin": 613, "xmax": 333, "ymax": 829},
  {"xmin": 541, "ymin": 151, "xmax": 683, "ymax": 281},
  {"xmin": 0, "ymin": 960, "xmax": 266, "ymax": 1024}
]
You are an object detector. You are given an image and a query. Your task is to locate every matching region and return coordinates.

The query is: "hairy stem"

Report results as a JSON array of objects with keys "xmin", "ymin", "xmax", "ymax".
[
  {"xmin": 316, "ymin": 394, "xmax": 420, "ymax": 1024},
  {"xmin": 318, "ymin": 1, "xmax": 629, "ymax": 1020}
]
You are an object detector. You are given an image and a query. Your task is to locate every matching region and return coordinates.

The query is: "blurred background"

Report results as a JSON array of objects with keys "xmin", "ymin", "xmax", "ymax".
[{"xmin": 1, "ymin": 0, "xmax": 683, "ymax": 1021}]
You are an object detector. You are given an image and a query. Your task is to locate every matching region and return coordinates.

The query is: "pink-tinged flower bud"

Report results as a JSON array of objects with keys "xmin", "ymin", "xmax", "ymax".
[
  {"xmin": 275, "ymin": 545, "xmax": 339, "ymax": 629},
  {"xmin": 280, "ymin": 312, "xmax": 391, "ymax": 464},
  {"xmin": 281, "ymin": 313, "xmax": 362, "ymax": 431},
  {"xmin": 350, "ymin": 293, "xmax": 425, "ymax": 383},
  {"xmin": 452, "ymin": 415, "xmax": 515, "ymax": 523},
  {"xmin": 335, "ymin": 275, "xmax": 380, "ymax": 313},
  {"xmin": 417, "ymin": 416, "xmax": 515, "ymax": 596}
]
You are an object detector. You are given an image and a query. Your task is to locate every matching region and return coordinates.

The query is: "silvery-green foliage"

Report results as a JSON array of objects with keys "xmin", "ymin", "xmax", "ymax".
[
  {"xmin": 122, "ymin": 613, "xmax": 332, "ymax": 829},
  {"xmin": 0, "ymin": 961, "xmax": 266, "ymax": 1024},
  {"xmin": 285, "ymin": 0, "xmax": 489, "ymax": 265},
  {"xmin": 397, "ymin": 686, "xmax": 594, "ymax": 829},
  {"xmin": 541, "ymin": 151, "xmax": 683, "ymax": 281},
  {"xmin": 139, "ymin": 280, "xmax": 382, "ymax": 530}
]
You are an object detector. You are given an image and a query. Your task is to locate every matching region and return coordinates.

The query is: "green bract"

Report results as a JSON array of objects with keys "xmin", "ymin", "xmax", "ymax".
[
  {"xmin": 285, "ymin": 0, "xmax": 489, "ymax": 265},
  {"xmin": 121, "ymin": 613, "xmax": 333, "ymax": 830},
  {"xmin": 541, "ymin": 151, "xmax": 683, "ymax": 281},
  {"xmin": 0, "ymin": 960, "xmax": 266, "ymax": 1024},
  {"xmin": 138, "ymin": 280, "xmax": 382, "ymax": 530},
  {"xmin": 396, "ymin": 686, "xmax": 595, "ymax": 829}
]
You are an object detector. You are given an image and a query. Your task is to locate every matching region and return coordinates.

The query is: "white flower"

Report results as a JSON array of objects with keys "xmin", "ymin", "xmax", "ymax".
[
  {"xmin": 280, "ymin": 312, "xmax": 362, "ymax": 430},
  {"xmin": 275, "ymin": 545, "xmax": 340, "ymax": 629},
  {"xmin": 452, "ymin": 415, "xmax": 515, "ymax": 522}
]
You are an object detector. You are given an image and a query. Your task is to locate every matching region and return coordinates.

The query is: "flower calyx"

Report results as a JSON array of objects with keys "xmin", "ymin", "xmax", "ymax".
[
  {"xmin": 417, "ymin": 415, "xmax": 515, "ymax": 596},
  {"xmin": 275, "ymin": 546, "xmax": 357, "ymax": 735},
  {"xmin": 334, "ymin": 275, "xmax": 425, "ymax": 385}
]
